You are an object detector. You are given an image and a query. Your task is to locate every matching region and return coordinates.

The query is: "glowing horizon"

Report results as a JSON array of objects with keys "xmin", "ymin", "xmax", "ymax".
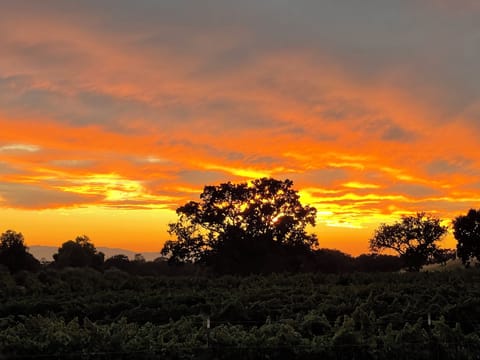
[{"xmin": 1, "ymin": 1, "xmax": 479, "ymax": 255}]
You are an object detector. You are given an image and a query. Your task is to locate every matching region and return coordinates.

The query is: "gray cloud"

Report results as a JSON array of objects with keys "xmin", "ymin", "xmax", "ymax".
[
  {"xmin": 0, "ymin": 75, "xmax": 33, "ymax": 90},
  {"xmin": 4, "ymin": 40, "xmax": 88, "ymax": 70},
  {"xmin": 0, "ymin": 162, "xmax": 21, "ymax": 175},
  {"xmin": 114, "ymin": 1, "xmax": 479, "ymax": 116},
  {"xmin": 233, "ymin": 154, "xmax": 281, "ymax": 165},
  {"xmin": 412, "ymin": 199, "xmax": 480, "ymax": 215},
  {"xmin": 157, "ymin": 138, "xmax": 285, "ymax": 167},
  {"xmin": 463, "ymin": 182, "xmax": 480, "ymax": 192},
  {"xmin": 0, "ymin": 183, "xmax": 102, "ymax": 209},
  {"xmin": 381, "ymin": 123, "xmax": 416, "ymax": 142},
  {"xmin": 388, "ymin": 183, "xmax": 441, "ymax": 198},
  {"xmin": 0, "ymin": 71, "xmax": 307, "ymax": 137},
  {"xmin": 320, "ymin": 99, "xmax": 372, "ymax": 122},
  {"xmin": 0, "ymin": 82, "xmax": 157, "ymax": 132},
  {"xmin": 2, "ymin": 0, "xmax": 477, "ymax": 114},
  {"xmin": 194, "ymin": 99, "xmax": 300, "ymax": 132},
  {"xmin": 427, "ymin": 158, "xmax": 475, "ymax": 176},
  {"xmin": 177, "ymin": 170, "xmax": 231, "ymax": 186},
  {"xmin": 359, "ymin": 119, "xmax": 417, "ymax": 142},
  {"xmin": 300, "ymin": 168, "xmax": 349, "ymax": 187},
  {"xmin": 49, "ymin": 159, "xmax": 96, "ymax": 168}
]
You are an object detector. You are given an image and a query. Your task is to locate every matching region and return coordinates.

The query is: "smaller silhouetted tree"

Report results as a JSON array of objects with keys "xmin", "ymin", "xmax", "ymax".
[
  {"xmin": 53, "ymin": 235, "xmax": 104, "ymax": 270},
  {"xmin": 134, "ymin": 253, "xmax": 146, "ymax": 263},
  {"xmin": 354, "ymin": 253, "xmax": 404, "ymax": 272},
  {"xmin": 0, "ymin": 230, "xmax": 40, "ymax": 272},
  {"xmin": 104, "ymin": 254, "xmax": 131, "ymax": 272},
  {"xmin": 369, "ymin": 213, "xmax": 447, "ymax": 271},
  {"xmin": 311, "ymin": 249, "xmax": 354, "ymax": 273},
  {"xmin": 453, "ymin": 209, "xmax": 480, "ymax": 267}
]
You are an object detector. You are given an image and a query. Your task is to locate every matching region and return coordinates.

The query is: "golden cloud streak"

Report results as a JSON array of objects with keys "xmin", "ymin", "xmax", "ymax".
[
  {"xmin": 201, "ymin": 163, "xmax": 293, "ymax": 179},
  {"xmin": 343, "ymin": 181, "xmax": 381, "ymax": 189},
  {"xmin": 55, "ymin": 173, "xmax": 178, "ymax": 204}
]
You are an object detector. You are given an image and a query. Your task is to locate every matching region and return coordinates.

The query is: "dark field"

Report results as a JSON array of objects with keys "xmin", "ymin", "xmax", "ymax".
[{"xmin": 1, "ymin": 268, "xmax": 480, "ymax": 359}]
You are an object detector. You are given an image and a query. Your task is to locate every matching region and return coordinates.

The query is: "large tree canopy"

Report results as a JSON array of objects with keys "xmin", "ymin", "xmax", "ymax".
[
  {"xmin": 453, "ymin": 209, "xmax": 480, "ymax": 267},
  {"xmin": 161, "ymin": 178, "xmax": 317, "ymax": 273},
  {"xmin": 369, "ymin": 213, "xmax": 447, "ymax": 271}
]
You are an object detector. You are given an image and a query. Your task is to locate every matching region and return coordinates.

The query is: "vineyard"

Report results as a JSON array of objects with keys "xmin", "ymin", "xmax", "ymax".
[{"xmin": 1, "ymin": 268, "xmax": 480, "ymax": 359}]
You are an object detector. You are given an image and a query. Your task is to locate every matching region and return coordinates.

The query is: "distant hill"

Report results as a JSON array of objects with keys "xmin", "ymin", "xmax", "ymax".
[{"xmin": 29, "ymin": 245, "xmax": 162, "ymax": 262}]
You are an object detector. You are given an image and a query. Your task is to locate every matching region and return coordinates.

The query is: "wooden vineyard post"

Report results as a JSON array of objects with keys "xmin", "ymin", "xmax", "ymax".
[{"xmin": 206, "ymin": 316, "xmax": 211, "ymax": 349}]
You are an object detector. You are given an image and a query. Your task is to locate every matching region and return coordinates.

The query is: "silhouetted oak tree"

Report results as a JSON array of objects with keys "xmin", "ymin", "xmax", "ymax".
[
  {"xmin": 369, "ymin": 213, "xmax": 447, "ymax": 271},
  {"xmin": 53, "ymin": 235, "xmax": 105, "ymax": 270},
  {"xmin": 453, "ymin": 209, "xmax": 480, "ymax": 267},
  {"xmin": 0, "ymin": 229, "xmax": 40, "ymax": 272},
  {"xmin": 161, "ymin": 178, "xmax": 317, "ymax": 273}
]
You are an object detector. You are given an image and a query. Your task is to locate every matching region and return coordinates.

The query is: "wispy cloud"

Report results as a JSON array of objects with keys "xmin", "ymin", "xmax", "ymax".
[{"xmin": 0, "ymin": 144, "xmax": 40, "ymax": 152}]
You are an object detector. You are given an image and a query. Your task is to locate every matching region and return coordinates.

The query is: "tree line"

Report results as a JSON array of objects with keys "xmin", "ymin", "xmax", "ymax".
[
  {"xmin": 0, "ymin": 230, "xmax": 404, "ymax": 275},
  {"xmin": 2, "ymin": 178, "xmax": 480, "ymax": 275}
]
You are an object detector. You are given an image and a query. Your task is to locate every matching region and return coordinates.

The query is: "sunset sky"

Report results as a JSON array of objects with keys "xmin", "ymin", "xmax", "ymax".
[{"xmin": 1, "ymin": 1, "xmax": 480, "ymax": 255}]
